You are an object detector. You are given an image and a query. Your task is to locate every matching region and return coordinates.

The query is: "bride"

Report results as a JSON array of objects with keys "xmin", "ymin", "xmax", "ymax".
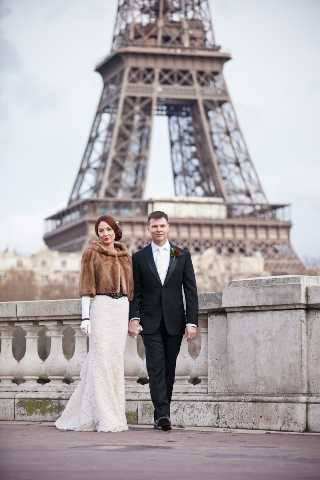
[{"xmin": 55, "ymin": 215, "xmax": 135, "ymax": 432}]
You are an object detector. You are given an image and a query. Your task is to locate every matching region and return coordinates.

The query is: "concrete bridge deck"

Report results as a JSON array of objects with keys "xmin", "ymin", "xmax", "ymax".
[{"xmin": 1, "ymin": 421, "xmax": 320, "ymax": 480}]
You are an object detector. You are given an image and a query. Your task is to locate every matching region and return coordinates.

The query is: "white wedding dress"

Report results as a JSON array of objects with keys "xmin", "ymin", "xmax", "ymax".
[{"xmin": 55, "ymin": 295, "xmax": 129, "ymax": 432}]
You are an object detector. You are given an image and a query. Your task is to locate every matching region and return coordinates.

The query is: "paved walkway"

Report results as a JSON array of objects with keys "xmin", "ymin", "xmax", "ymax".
[{"xmin": 1, "ymin": 422, "xmax": 320, "ymax": 480}]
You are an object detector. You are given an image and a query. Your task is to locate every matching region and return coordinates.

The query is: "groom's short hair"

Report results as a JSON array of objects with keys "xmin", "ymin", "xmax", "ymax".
[{"xmin": 147, "ymin": 211, "xmax": 169, "ymax": 223}]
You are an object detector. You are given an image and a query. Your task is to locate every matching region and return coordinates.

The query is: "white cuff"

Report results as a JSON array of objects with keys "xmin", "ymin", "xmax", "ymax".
[
  {"xmin": 80, "ymin": 319, "xmax": 90, "ymax": 335},
  {"xmin": 129, "ymin": 317, "xmax": 140, "ymax": 322},
  {"xmin": 81, "ymin": 296, "xmax": 91, "ymax": 320},
  {"xmin": 186, "ymin": 323, "xmax": 197, "ymax": 328}
]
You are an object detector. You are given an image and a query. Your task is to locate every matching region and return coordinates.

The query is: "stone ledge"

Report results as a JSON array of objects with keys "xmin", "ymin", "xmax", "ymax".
[
  {"xmin": 222, "ymin": 276, "xmax": 320, "ymax": 310},
  {"xmin": 16, "ymin": 299, "xmax": 81, "ymax": 318},
  {"xmin": 19, "ymin": 398, "xmax": 313, "ymax": 431},
  {"xmin": 308, "ymin": 286, "xmax": 320, "ymax": 307},
  {"xmin": 1, "ymin": 392, "xmax": 319, "ymax": 432},
  {"xmin": 198, "ymin": 292, "xmax": 222, "ymax": 311},
  {"xmin": 15, "ymin": 398, "xmax": 67, "ymax": 421},
  {"xmin": 0, "ymin": 302, "xmax": 16, "ymax": 318},
  {"xmin": 0, "ymin": 396, "xmax": 308, "ymax": 431},
  {"xmin": 0, "ymin": 398, "xmax": 14, "ymax": 420},
  {"xmin": 2, "ymin": 389, "xmax": 320, "ymax": 404},
  {"xmin": 0, "ymin": 295, "xmax": 223, "ymax": 321},
  {"xmin": 308, "ymin": 404, "xmax": 320, "ymax": 431}
]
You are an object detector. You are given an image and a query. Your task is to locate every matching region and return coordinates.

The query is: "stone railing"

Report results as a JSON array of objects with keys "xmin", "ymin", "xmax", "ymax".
[
  {"xmin": 0, "ymin": 275, "xmax": 320, "ymax": 431},
  {"xmin": 0, "ymin": 296, "xmax": 211, "ymax": 391}
]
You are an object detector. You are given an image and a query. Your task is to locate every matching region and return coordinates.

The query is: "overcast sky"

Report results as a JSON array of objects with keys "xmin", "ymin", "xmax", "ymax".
[{"xmin": 1, "ymin": 0, "xmax": 319, "ymax": 260}]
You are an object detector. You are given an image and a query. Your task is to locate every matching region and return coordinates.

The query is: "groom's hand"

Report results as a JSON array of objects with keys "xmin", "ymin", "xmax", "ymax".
[
  {"xmin": 185, "ymin": 325, "xmax": 198, "ymax": 342},
  {"xmin": 128, "ymin": 319, "xmax": 142, "ymax": 337}
]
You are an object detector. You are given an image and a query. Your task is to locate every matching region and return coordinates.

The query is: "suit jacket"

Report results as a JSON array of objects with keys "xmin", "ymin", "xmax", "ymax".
[{"xmin": 129, "ymin": 243, "xmax": 198, "ymax": 335}]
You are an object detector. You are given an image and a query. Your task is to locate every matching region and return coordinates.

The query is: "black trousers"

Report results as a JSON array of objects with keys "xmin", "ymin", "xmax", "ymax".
[{"xmin": 142, "ymin": 319, "xmax": 183, "ymax": 421}]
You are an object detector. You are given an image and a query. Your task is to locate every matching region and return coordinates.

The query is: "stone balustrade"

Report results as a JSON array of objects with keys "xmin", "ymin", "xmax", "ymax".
[
  {"xmin": 0, "ymin": 297, "xmax": 209, "ymax": 390},
  {"xmin": 0, "ymin": 276, "xmax": 320, "ymax": 431}
]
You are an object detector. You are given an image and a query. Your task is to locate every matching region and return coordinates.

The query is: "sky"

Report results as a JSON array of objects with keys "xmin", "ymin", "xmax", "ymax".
[{"xmin": 1, "ymin": 0, "xmax": 319, "ymax": 260}]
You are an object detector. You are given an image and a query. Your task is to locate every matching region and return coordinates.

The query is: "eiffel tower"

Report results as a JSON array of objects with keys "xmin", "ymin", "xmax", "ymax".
[{"xmin": 44, "ymin": 0, "xmax": 302, "ymax": 274}]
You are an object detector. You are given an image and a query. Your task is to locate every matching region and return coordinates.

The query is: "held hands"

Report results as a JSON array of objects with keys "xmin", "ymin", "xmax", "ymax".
[
  {"xmin": 80, "ymin": 319, "xmax": 91, "ymax": 335},
  {"xmin": 128, "ymin": 319, "xmax": 143, "ymax": 338},
  {"xmin": 185, "ymin": 325, "xmax": 198, "ymax": 342}
]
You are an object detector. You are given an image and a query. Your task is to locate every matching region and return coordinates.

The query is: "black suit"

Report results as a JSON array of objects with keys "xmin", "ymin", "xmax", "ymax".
[{"xmin": 129, "ymin": 243, "xmax": 198, "ymax": 421}]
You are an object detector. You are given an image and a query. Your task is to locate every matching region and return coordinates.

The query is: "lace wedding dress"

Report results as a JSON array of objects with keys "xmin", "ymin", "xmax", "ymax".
[{"xmin": 55, "ymin": 295, "xmax": 129, "ymax": 432}]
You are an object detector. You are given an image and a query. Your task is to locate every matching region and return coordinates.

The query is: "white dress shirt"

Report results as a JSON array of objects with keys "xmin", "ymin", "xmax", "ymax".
[{"xmin": 151, "ymin": 240, "xmax": 170, "ymax": 284}]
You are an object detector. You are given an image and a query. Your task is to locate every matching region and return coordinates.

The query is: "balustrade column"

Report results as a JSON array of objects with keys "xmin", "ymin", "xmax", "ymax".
[
  {"xmin": 41, "ymin": 321, "xmax": 68, "ymax": 385},
  {"xmin": 15, "ymin": 323, "xmax": 43, "ymax": 385},
  {"xmin": 0, "ymin": 324, "xmax": 18, "ymax": 385},
  {"xmin": 64, "ymin": 321, "xmax": 88, "ymax": 382},
  {"xmin": 175, "ymin": 337, "xmax": 193, "ymax": 383},
  {"xmin": 125, "ymin": 336, "xmax": 148, "ymax": 381},
  {"xmin": 188, "ymin": 326, "xmax": 208, "ymax": 385},
  {"xmin": 136, "ymin": 336, "xmax": 148, "ymax": 379}
]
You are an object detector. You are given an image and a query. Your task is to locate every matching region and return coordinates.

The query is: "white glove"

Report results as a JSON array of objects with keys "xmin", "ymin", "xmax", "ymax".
[
  {"xmin": 80, "ymin": 319, "xmax": 90, "ymax": 335},
  {"xmin": 81, "ymin": 296, "xmax": 91, "ymax": 319}
]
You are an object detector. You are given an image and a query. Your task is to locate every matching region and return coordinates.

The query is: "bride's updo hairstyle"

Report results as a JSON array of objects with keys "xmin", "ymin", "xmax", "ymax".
[{"xmin": 94, "ymin": 215, "xmax": 122, "ymax": 241}]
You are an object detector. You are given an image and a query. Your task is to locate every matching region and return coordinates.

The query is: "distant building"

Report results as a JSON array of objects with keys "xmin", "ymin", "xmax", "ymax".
[
  {"xmin": 0, "ymin": 243, "xmax": 268, "ymax": 296},
  {"xmin": 0, "ymin": 247, "xmax": 81, "ymax": 286}
]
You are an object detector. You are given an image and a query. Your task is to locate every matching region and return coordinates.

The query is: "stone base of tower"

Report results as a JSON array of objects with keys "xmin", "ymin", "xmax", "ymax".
[{"xmin": 44, "ymin": 197, "xmax": 304, "ymax": 275}]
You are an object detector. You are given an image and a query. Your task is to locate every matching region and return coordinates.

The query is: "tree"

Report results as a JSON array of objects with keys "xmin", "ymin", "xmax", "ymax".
[
  {"xmin": 0, "ymin": 270, "xmax": 79, "ymax": 301},
  {"xmin": 0, "ymin": 269, "xmax": 38, "ymax": 301},
  {"xmin": 303, "ymin": 257, "xmax": 320, "ymax": 275},
  {"xmin": 39, "ymin": 274, "xmax": 78, "ymax": 300}
]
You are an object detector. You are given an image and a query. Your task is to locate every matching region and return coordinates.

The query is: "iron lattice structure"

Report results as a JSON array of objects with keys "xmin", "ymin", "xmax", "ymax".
[
  {"xmin": 112, "ymin": 0, "xmax": 216, "ymax": 50},
  {"xmin": 68, "ymin": 0, "xmax": 267, "ymax": 215},
  {"xmin": 45, "ymin": 0, "xmax": 303, "ymax": 274}
]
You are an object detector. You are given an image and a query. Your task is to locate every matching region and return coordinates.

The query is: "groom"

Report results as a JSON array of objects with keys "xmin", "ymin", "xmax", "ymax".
[{"xmin": 128, "ymin": 210, "xmax": 198, "ymax": 431}]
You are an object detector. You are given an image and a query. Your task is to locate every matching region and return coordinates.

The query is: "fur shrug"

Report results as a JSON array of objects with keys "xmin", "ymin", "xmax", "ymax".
[{"xmin": 79, "ymin": 240, "xmax": 134, "ymax": 301}]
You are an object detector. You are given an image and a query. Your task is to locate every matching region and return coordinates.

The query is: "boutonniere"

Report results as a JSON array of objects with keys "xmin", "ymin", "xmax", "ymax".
[{"xmin": 170, "ymin": 246, "xmax": 181, "ymax": 257}]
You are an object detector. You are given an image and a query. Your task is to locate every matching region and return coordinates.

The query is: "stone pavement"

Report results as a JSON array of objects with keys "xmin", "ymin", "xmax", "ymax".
[{"xmin": 1, "ymin": 422, "xmax": 320, "ymax": 480}]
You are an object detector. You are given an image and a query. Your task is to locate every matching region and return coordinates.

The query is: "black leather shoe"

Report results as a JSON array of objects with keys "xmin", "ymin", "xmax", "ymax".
[{"xmin": 154, "ymin": 416, "xmax": 172, "ymax": 431}]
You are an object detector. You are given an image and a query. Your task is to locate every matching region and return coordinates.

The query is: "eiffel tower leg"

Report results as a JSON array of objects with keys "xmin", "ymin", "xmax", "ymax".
[
  {"xmin": 68, "ymin": 68, "xmax": 125, "ymax": 204},
  {"xmin": 101, "ymin": 93, "xmax": 156, "ymax": 198},
  {"xmin": 168, "ymin": 101, "xmax": 229, "ymax": 198},
  {"xmin": 69, "ymin": 66, "xmax": 156, "ymax": 202},
  {"xmin": 203, "ymin": 97, "xmax": 268, "ymax": 210},
  {"xmin": 167, "ymin": 72, "xmax": 243, "ymax": 202}
]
